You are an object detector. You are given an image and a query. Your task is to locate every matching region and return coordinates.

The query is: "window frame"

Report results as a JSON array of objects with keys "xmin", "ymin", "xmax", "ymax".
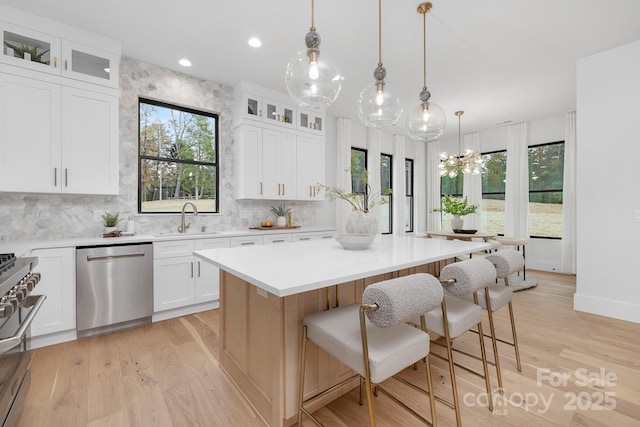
[
  {"xmin": 380, "ymin": 153, "xmax": 392, "ymax": 234},
  {"xmin": 138, "ymin": 97, "xmax": 220, "ymax": 214},
  {"xmin": 528, "ymin": 140, "xmax": 564, "ymax": 240},
  {"xmin": 405, "ymin": 158, "xmax": 414, "ymax": 233}
]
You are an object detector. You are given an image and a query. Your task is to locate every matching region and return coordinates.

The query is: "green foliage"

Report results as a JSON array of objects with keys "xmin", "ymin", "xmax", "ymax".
[
  {"xmin": 270, "ymin": 204, "xmax": 291, "ymax": 217},
  {"xmin": 3, "ymin": 41, "xmax": 50, "ymax": 64},
  {"xmin": 319, "ymin": 167, "xmax": 388, "ymax": 213},
  {"xmin": 432, "ymin": 195, "xmax": 478, "ymax": 216},
  {"xmin": 101, "ymin": 212, "xmax": 120, "ymax": 227}
]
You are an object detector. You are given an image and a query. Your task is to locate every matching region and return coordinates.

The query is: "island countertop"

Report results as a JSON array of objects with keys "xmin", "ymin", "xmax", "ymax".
[{"xmin": 194, "ymin": 234, "xmax": 489, "ymax": 297}]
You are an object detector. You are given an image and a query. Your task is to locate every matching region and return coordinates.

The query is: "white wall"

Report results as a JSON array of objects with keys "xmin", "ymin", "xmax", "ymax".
[{"xmin": 574, "ymin": 40, "xmax": 640, "ymax": 323}]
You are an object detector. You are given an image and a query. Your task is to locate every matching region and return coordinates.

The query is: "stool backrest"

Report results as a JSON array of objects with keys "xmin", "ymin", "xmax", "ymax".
[
  {"xmin": 362, "ymin": 273, "xmax": 443, "ymax": 328},
  {"xmin": 440, "ymin": 258, "xmax": 497, "ymax": 296},
  {"xmin": 485, "ymin": 250, "xmax": 525, "ymax": 278}
]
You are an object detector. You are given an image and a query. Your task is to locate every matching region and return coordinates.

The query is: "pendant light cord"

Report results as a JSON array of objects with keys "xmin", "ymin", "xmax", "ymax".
[
  {"xmin": 378, "ymin": 0, "xmax": 383, "ymax": 67},
  {"xmin": 310, "ymin": 0, "xmax": 315, "ymax": 31},
  {"xmin": 422, "ymin": 10, "xmax": 427, "ymax": 90}
]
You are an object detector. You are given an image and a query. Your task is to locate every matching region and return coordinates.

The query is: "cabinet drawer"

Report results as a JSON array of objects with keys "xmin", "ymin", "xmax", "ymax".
[
  {"xmin": 195, "ymin": 238, "xmax": 231, "ymax": 250},
  {"xmin": 153, "ymin": 240, "xmax": 195, "ymax": 258},
  {"xmin": 264, "ymin": 233, "xmax": 292, "ymax": 244},
  {"xmin": 230, "ymin": 236, "xmax": 264, "ymax": 247},
  {"xmin": 294, "ymin": 232, "xmax": 336, "ymax": 241}
]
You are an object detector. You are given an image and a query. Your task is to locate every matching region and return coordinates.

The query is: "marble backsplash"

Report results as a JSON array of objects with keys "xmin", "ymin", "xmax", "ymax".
[{"xmin": 0, "ymin": 57, "xmax": 328, "ymax": 242}]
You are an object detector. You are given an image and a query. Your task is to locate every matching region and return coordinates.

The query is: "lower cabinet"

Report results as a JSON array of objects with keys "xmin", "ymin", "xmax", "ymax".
[
  {"xmin": 29, "ymin": 246, "xmax": 76, "ymax": 338},
  {"xmin": 153, "ymin": 238, "xmax": 230, "ymax": 312}
]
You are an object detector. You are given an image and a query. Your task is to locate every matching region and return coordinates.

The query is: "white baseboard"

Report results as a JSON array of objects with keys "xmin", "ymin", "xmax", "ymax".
[
  {"xmin": 152, "ymin": 300, "xmax": 219, "ymax": 322},
  {"xmin": 30, "ymin": 329, "xmax": 77, "ymax": 350},
  {"xmin": 574, "ymin": 293, "xmax": 640, "ymax": 324}
]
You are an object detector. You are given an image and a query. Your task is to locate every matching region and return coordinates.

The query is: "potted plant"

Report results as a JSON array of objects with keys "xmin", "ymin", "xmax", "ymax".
[
  {"xmin": 318, "ymin": 168, "xmax": 389, "ymax": 235},
  {"xmin": 270, "ymin": 204, "xmax": 291, "ymax": 227},
  {"xmin": 431, "ymin": 195, "xmax": 478, "ymax": 230},
  {"xmin": 101, "ymin": 211, "xmax": 121, "ymax": 232}
]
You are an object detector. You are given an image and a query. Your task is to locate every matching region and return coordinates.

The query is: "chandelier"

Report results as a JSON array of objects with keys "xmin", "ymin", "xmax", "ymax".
[
  {"xmin": 285, "ymin": 0, "xmax": 343, "ymax": 109},
  {"xmin": 438, "ymin": 111, "xmax": 484, "ymax": 178},
  {"xmin": 356, "ymin": 0, "xmax": 403, "ymax": 127},
  {"xmin": 407, "ymin": 2, "xmax": 446, "ymax": 141}
]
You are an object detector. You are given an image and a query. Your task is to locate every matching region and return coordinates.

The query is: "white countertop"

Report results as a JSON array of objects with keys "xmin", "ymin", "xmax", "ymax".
[
  {"xmin": 194, "ymin": 235, "xmax": 489, "ymax": 297},
  {"xmin": 0, "ymin": 227, "xmax": 336, "ymax": 257}
]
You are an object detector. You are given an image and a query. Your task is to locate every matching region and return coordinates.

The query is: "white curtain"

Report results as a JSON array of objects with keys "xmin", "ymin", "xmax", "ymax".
[
  {"xmin": 426, "ymin": 140, "xmax": 442, "ymax": 231},
  {"xmin": 415, "ymin": 140, "xmax": 428, "ymax": 233},
  {"xmin": 335, "ymin": 117, "xmax": 352, "ymax": 233},
  {"xmin": 462, "ymin": 132, "xmax": 482, "ymax": 230},
  {"xmin": 504, "ymin": 122, "xmax": 529, "ymax": 237},
  {"xmin": 561, "ymin": 111, "xmax": 577, "ymax": 274},
  {"xmin": 367, "ymin": 128, "xmax": 382, "ymax": 234},
  {"xmin": 393, "ymin": 134, "xmax": 406, "ymax": 235}
]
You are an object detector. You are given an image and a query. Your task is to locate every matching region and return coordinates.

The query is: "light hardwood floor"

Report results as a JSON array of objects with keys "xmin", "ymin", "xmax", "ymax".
[{"xmin": 18, "ymin": 271, "xmax": 640, "ymax": 426}]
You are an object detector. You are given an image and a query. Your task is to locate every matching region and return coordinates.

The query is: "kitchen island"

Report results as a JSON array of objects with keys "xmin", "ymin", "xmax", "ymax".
[{"xmin": 195, "ymin": 235, "xmax": 489, "ymax": 426}]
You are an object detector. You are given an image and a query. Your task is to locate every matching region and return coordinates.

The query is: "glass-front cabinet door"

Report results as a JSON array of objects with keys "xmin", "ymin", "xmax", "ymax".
[
  {"xmin": 263, "ymin": 97, "xmax": 296, "ymax": 129},
  {"xmin": 0, "ymin": 22, "xmax": 61, "ymax": 75},
  {"xmin": 61, "ymin": 40, "xmax": 119, "ymax": 88},
  {"xmin": 241, "ymin": 92, "xmax": 263, "ymax": 122},
  {"xmin": 297, "ymin": 108, "xmax": 325, "ymax": 135}
]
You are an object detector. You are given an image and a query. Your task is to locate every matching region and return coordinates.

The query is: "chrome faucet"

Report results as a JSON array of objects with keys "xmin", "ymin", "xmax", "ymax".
[{"xmin": 178, "ymin": 202, "xmax": 198, "ymax": 233}]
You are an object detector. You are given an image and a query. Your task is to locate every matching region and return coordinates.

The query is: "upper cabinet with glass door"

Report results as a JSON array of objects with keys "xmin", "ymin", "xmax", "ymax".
[
  {"xmin": 1, "ymin": 21, "xmax": 119, "ymax": 89},
  {"xmin": 234, "ymin": 81, "xmax": 299, "ymax": 130},
  {"xmin": 297, "ymin": 108, "xmax": 325, "ymax": 136}
]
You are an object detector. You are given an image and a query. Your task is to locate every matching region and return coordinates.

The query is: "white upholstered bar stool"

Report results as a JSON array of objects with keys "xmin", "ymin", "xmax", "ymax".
[
  {"xmin": 484, "ymin": 249, "xmax": 525, "ymax": 372},
  {"xmin": 297, "ymin": 274, "xmax": 444, "ymax": 427},
  {"xmin": 494, "ymin": 236, "xmax": 528, "ymax": 279},
  {"xmin": 422, "ymin": 258, "xmax": 497, "ymax": 426}
]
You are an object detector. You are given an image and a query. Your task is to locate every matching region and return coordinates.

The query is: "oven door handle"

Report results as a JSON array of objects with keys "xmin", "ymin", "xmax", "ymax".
[{"xmin": 0, "ymin": 295, "xmax": 46, "ymax": 355}]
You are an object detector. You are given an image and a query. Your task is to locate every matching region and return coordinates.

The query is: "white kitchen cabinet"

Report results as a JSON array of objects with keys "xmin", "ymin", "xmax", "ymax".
[
  {"xmin": 297, "ymin": 108, "xmax": 325, "ymax": 136},
  {"xmin": 29, "ymin": 247, "xmax": 76, "ymax": 337},
  {"xmin": 0, "ymin": 73, "xmax": 118, "ymax": 194},
  {"xmin": 263, "ymin": 233, "xmax": 292, "ymax": 244},
  {"xmin": 296, "ymin": 135, "xmax": 325, "ymax": 201},
  {"xmin": 0, "ymin": 20, "xmax": 119, "ymax": 88},
  {"xmin": 235, "ymin": 88, "xmax": 296, "ymax": 130},
  {"xmin": 262, "ymin": 128, "xmax": 297, "ymax": 199},
  {"xmin": 234, "ymin": 125, "xmax": 297, "ymax": 200},
  {"xmin": 293, "ymin": 231, "xmax": 336, "ymax": 241},
  {"xmin": 153, "ymin": 238, "xmax": 230, "ymax": 312},
  {"xmin": 230, "ymin": 235, "xmax": 264, "ymax": 247}
]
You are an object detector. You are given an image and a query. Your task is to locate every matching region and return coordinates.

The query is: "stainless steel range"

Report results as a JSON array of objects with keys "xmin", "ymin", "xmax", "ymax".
[{"xmin": 0, "ymin": 253, "xmax": 45, "ymax": 427}]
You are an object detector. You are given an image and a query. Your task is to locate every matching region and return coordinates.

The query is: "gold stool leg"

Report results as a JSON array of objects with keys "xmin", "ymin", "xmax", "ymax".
[
  {"xmin": 441, "ymin": 299, "xmax": 463, "ymax": 427},
  {"xmin": 297, "ymin": 325, "xmax": 308, "ymax": 427},
  {"xmin": 425, "ymin": 354, "xmax": 438, "ymax": 427},
  {"xmin": 484, "ymin": 291, "xmax": 503, "ymax": 393},
  {"xmin": 508, "ymin": 301, "xmax": 522, "ymax": 372},
  {"xmin": 473, "ymin": 292, "xmax": 493, "ymax": 411}
]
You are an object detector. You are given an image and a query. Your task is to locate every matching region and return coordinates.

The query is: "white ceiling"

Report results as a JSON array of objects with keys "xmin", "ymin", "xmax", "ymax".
[{"xmin": 3, "ymin": 0, "xmax": 640, "ymax": 140}]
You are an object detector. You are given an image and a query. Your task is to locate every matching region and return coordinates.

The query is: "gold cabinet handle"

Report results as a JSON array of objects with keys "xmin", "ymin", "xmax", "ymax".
[
  {"xmin": 190, "ymin": 261, "xmax": 194, "ymax": 278},
  {"xmin": 282, "ymin": 183, "xmax": 285, "ymax": 195},
  {"xmin": 309, "ymin": 185, "xmax": 312, "ymax": 197},
  {"xmin": 198, "ymin": 261, "xmax": 201, "ymax": 277},
  {"xmin": 53, "ymin": 56, "xmax": 57, "ymax": 68},
  {"xmin": 259, "ymin": 109, "xmax": 262, "ymax": 118},
  {"xmin": 259, "ymin": 182, "xmax": 263, "ymax": 195},
  {"xmin": 65, "ymin": 168, "xmax": 68, "ymax": 187},
  {"xmin": 64, "ymin": 59, "xmax": 68, "ymax": 70},
  {"xmin": 54, "ymin": 167, "xmax": 57, "ymax": 186},
  {"xmin": 278, "ymin": 183, "xmax": 281, "ymax": 195}
]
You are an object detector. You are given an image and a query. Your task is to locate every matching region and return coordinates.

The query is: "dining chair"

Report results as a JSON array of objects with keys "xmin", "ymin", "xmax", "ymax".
[
  {"xmin": 420, "ymin": 258, "xmax": 497, "ymax": 426},
  {"xmin": 297, "ymin": 273, "xmax": 444, "ymax": 427}
]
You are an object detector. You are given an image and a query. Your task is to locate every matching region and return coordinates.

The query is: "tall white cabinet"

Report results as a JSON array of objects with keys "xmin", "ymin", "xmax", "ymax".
[
  {"xmin": 0, "ymin": 5, "xmax": 121, "ymax": 195},
  {"xmin": 233, "ymin": 81, "xmax": 325, "ymax": 201}
]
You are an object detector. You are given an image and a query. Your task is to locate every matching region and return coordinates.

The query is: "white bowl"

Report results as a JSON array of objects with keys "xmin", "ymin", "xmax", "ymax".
[{"xmin": 335, "ymin": 233, "xmax": 376, "ymax": 250}]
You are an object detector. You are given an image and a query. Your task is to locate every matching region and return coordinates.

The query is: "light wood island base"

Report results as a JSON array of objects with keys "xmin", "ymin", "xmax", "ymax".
[{"xmin": 218, "ymin": 260, "xmax": 451, "ymax": 426}]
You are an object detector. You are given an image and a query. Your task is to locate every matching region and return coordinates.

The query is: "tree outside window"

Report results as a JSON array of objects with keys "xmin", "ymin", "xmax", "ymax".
[{"xmin": 138, "ymin": 98, "xmax": 219, "ymax": 213}]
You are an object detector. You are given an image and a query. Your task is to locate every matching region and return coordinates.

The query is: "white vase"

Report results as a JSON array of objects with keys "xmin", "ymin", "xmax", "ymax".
[
  {"xmin": 346, "ymin": 210, "xmax": 377, "ymax": 235},
  {"xmin": 104, "ymin": 226, "xmax": 117, "ymax": 233},
  {"xmin": 276, "ymin": 216, "xmax": 287, "ymax": 227},
  {"xmin": 450, "ymin": 215, "xmax": 464, "ymax": 231}
]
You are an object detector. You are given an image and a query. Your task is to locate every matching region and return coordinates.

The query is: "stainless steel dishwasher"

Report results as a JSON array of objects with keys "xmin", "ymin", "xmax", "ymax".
[{"xmin": 76, "ymin": 242, "xmax": 153, "ymax": 338}]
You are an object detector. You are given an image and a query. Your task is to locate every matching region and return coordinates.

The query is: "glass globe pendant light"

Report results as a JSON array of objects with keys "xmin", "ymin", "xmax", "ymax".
[
  {"xmin": 356, "ymin": 0, "xmax": 403, "ymax": 128},
  {"xmin": 285, "ymin": 0, "xmax": 344, "ymax": 109},
  {"xmin": 407, "ymin": 2, "xmax": 446, "ymax": 141}
]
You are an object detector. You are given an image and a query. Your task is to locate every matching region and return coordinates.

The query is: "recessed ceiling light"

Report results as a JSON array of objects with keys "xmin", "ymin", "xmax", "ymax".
[
  {"xmin": 178, "ymin": 58, "xmax": 192, "ymax": 67},
  {"xmin": 248, "ymin": 37, "xmax": 262, "ymax": 48}
]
